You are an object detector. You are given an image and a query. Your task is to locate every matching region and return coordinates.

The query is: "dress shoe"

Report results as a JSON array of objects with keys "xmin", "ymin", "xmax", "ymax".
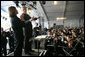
[
  {"xmin": 29, "ymin": 50, "xmax": 35, "ymax": 52},
  {"xmin": 25, "ymin": 52, "xmax": 33, "ymax": 55}
]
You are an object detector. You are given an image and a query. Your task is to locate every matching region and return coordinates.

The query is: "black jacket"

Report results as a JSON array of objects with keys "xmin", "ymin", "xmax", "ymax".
[
  {"xmin": 10, "ymin": 15, "xmax": 25, "ymax": 40},
  {"xmin": 23, "ymin": 14, "xmax": 33, "ymax": 38}
]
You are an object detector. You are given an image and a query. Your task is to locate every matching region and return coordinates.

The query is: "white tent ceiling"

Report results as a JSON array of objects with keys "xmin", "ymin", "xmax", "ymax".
[
  {"xmin": 43, "ymin": 1, "xmax": 84, "ymax": 21},
  {"xmin": 1, "ymin": 1, "xmax": 84, "ymax": 21}
]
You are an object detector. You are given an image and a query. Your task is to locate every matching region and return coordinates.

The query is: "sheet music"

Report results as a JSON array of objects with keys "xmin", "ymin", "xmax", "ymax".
[{"xmin": 35, "ymin": 35, "xmax": 47, "ymax": 39}]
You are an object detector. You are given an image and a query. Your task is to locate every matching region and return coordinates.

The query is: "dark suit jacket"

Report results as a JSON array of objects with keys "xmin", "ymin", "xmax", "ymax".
[
  {"xmin": 24, "ymin": 14, "xmax": 37, "ymax": 21},
  {"xmin": 23, "ymin": 14, "xmax": 33, "ymax": 38},
  {"xmin": 10, "ymin": 15, "xmax": 25, "ymax": 41}
]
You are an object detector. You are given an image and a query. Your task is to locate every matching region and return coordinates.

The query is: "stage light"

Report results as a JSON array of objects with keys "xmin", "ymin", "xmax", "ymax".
[
  {"xmin": 28, "ymin": 8, "xmax": 32, "ymax": 13},
  {"xmin": 54, "ymin": 1, "xmax": 58, "ymax": 5},
  {"xmin": 56, "ymin": 17, "xmax": 67, "ymax": 20}
]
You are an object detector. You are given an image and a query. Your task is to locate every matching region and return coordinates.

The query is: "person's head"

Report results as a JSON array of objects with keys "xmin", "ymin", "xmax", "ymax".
[
  {"xmin": 51, "ymin": 28, "xmax": 56, "ymax": 34},
  {"xmin": 53, "ymin": 23, "xmax": 56, "ymax": 26},
  {"xmin": 47, "ymin": 29, "xmax": 52, "ymax": 36},
  {"xmin": 8, "ymin": 6, "xmax": 18, "ymax": 17},
  {"xmin": 53, "ymin": 32, "xmax": 57, "ymax": 38},
  {"xmin": 22, "ymin": 6, "xmax": 27, "ymax": 14}
]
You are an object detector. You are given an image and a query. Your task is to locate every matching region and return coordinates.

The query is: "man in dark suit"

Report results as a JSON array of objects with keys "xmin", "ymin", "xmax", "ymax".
[
  {"xmin": 34, "ymin": 23, "xmax": 40, "ymax": 37},
  {"xmin": 20, "ymin": 6, "xmax": 40, "ymax": 55}
]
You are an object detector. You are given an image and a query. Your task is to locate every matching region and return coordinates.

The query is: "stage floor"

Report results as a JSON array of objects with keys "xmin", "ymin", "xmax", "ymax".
[{"xmin": 7, "ymin": 49, "xmax": 44, "ymax": 56}]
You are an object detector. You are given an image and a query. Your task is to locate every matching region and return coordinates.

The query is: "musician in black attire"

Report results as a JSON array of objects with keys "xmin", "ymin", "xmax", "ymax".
[
  {"xmin": 34, "ymin": 23, "xmax": 40, "ymax": 37},
  {"xmin": 33, "ymin": 23, "xmax": 41, "ymax": 49},
  {"xmin": 20, "ymin": 6, "xmax": 40, "ymax": 54}
]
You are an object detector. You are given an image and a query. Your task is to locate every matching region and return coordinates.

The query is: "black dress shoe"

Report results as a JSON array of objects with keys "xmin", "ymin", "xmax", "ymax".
[
  {"xmin": 29, "ymin": 50, "xmax": 35, "ymax": 52},
  {"xmin": 25, "ymin": 52, "xmax": 32, "ymax": 55}
]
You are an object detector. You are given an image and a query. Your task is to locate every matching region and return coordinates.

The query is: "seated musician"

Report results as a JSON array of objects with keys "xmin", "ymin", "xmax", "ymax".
[
  {"xmin": 71, "ymin": 30, "xmax": 77, "ymax": 40},
  {"xmin": 61, "ymin": 31, "xmax": 73, "ymax": 48},
  {"xmin": 45, "ymin": 29, "xmax": 53, "ymax": 49}
]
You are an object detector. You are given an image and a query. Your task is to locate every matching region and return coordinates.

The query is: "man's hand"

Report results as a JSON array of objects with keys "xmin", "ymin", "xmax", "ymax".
[
  {"xmin": 30, "ymin": 16, "xmax": 40, "ymax": 21},
  {"xmin": 20, "ymin": 13, "xmax": 24, "ymax": 21},
  {"xmin": 30, "ymin": 17, "xmax": 34, "ymax": 21},
  {"xmin": 38, "ymin": 16, "xmax": 40, "ymax": 19}
]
